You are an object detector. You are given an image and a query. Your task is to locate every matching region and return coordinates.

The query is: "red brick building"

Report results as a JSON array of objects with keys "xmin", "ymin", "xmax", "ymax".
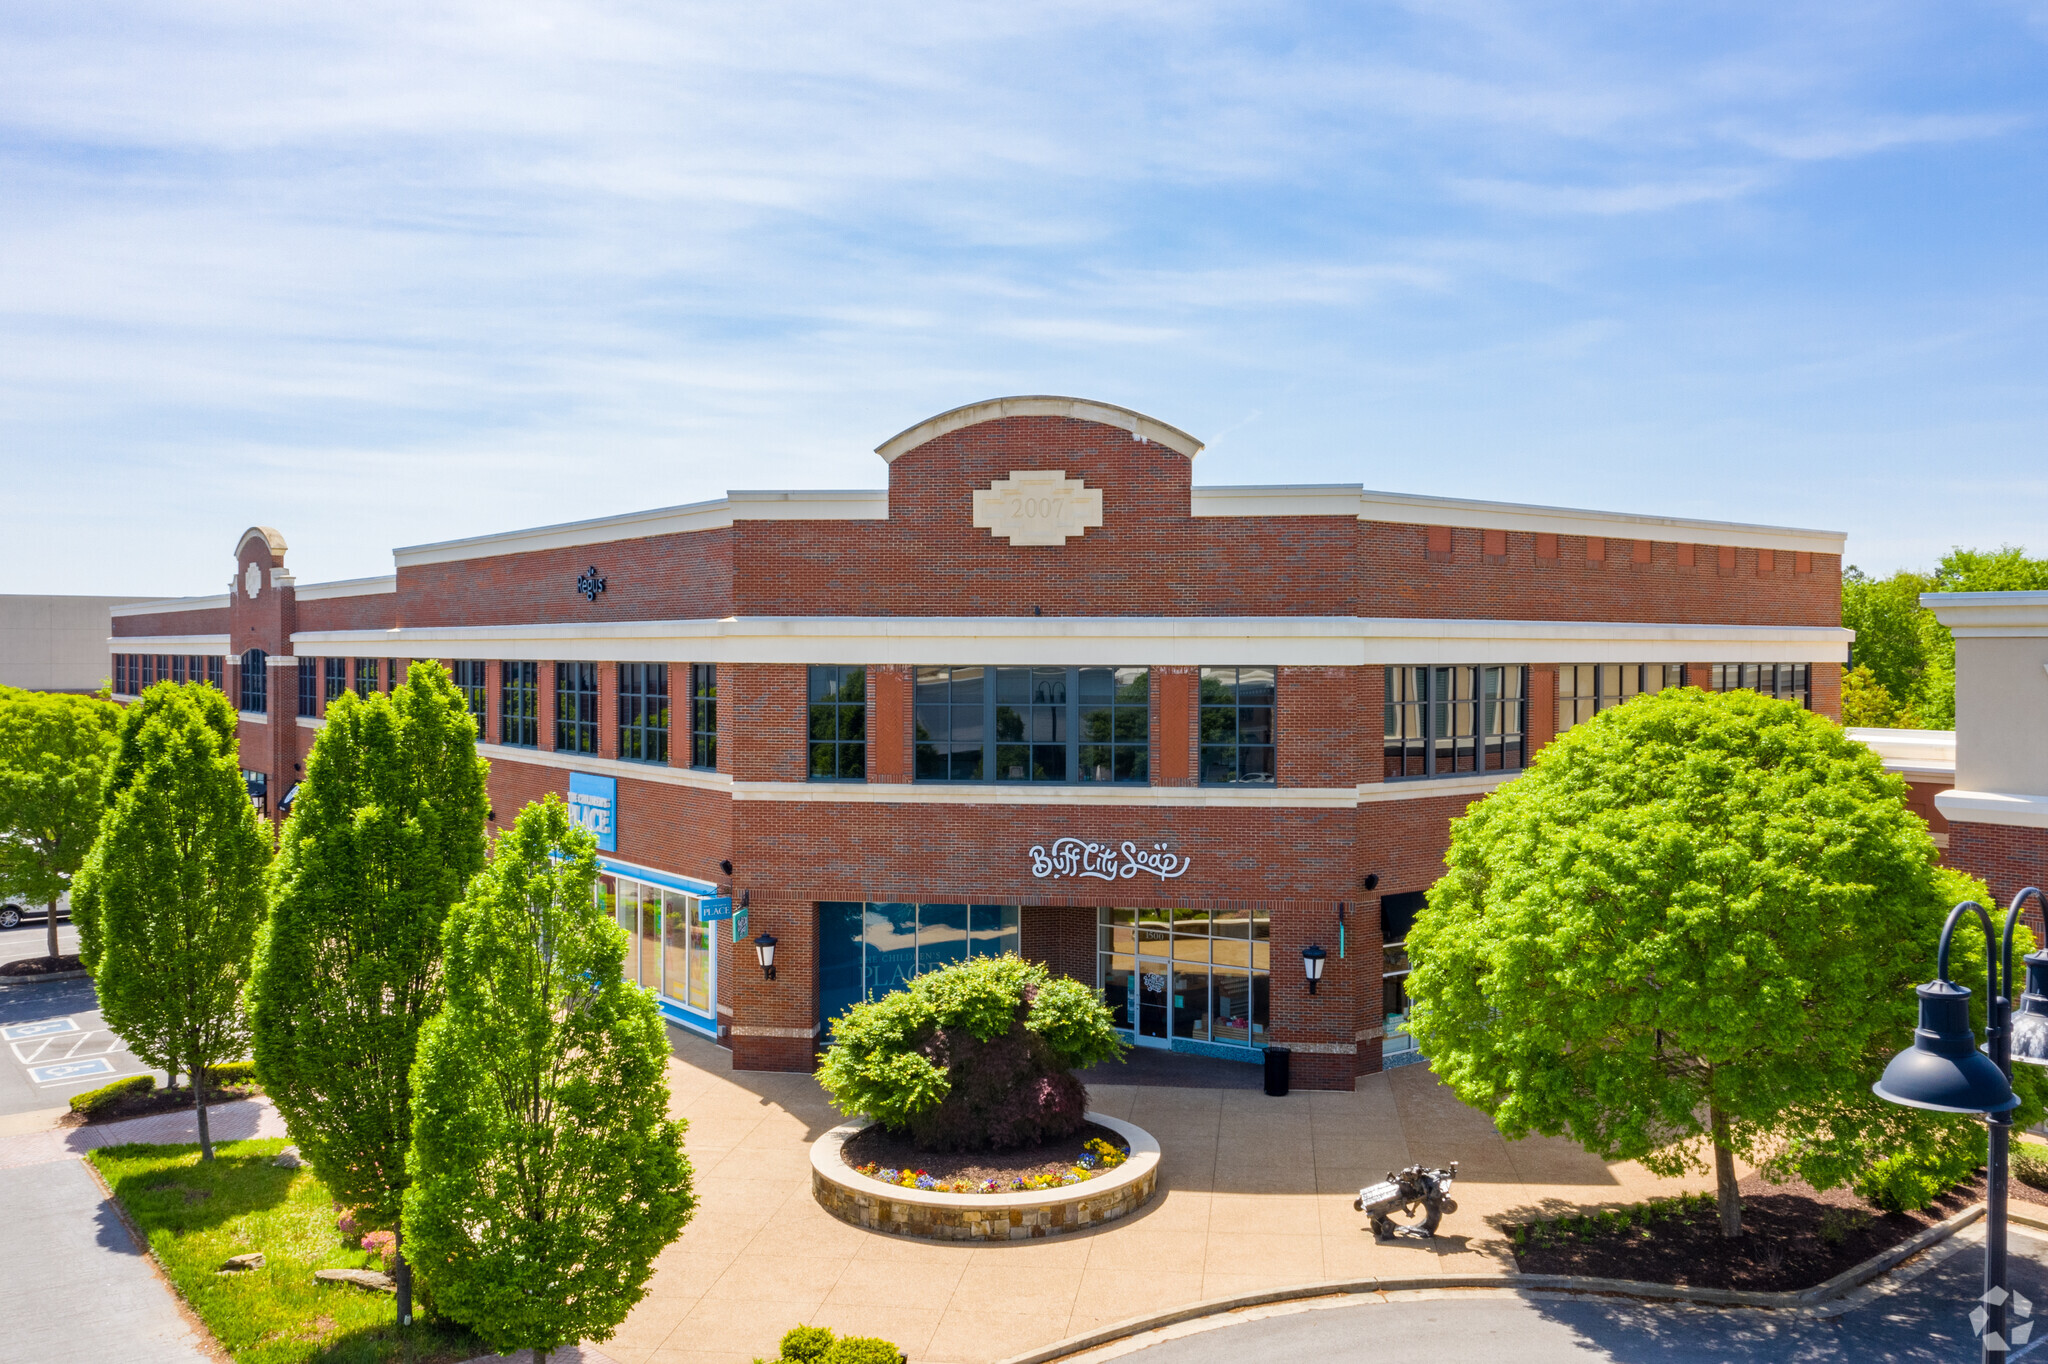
[{"xmin": 108, "ymin": 397, "xmax": 1850, "ymax": 1090}]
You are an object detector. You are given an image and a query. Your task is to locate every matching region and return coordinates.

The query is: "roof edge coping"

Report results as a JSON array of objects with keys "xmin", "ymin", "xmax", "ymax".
[{"xmin": 876, "ymin": 396, "xmax": 1204, "ymax": 463}]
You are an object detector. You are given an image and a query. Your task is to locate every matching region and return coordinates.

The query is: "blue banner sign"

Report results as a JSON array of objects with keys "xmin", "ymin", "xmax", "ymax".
[
  {"xmin": 566, "ymin": 772, "xmax": 617, "ymax": 852},
  {"xmin": 699, "ymin": 896, "xmax": 735, "ymax": 922}
]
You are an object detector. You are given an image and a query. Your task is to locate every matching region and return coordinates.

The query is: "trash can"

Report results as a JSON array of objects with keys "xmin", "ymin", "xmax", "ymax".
[{"xmin": 1264, "ymin": 1046, "xmax": 1291, "ymax": 1097}]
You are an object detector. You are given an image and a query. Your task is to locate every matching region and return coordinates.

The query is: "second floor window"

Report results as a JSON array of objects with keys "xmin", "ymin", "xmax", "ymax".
[
  {"xmin": 239, "ymin": 649, "xmax": 268, "ymax": 714},
  {"xmin": 324, "ymin": 657, "xmax": 347, "ymax": 704},
  {"xmin": 1710, "ymin": 663, "xmax": 1810, "ymax": 709},
  {"xmin": 451, "ymin": 660, "xmax": 488, "ymax": 740},
  {"xmin": 1556, "ymin": 664, "xmax": 1687, "ymax": 732},
  {"xmin": 206, "ymin": 655, "xmax": 222, "ymax": 690},
  {"xmin": 618, "ymin": 663, "xmax": 669, "ymax": 763},
  {"xmin": 1384, "ymin": 665, "xmax": 1527, "ymax": 779},
  {"xmin": 298, "ymin": 658, "xmax": 317, "ymax": 718},
  {"xmin": 556, "ymin": 661, "xmax": 599, "ymax": 754},
  {"xmin": 172, "ymin": 656, "xmax": 187, "ymax": 683},
  {"xmin": 1200, "ymin": 667, "xmax": 1275, "ymax": 785},
  {"xmin": 809, "ymin": 665, "xmax": 866, "ymax": 780},
  {"xmin": 501, "ymin": 661, "xmax": 539, "ymax": 747},
  {"xmin": 354, "ymin": 658, "xmax": 379, "ymax": 698},
  {"xmin": 915, "ymin": 666, "xmax": 1151, "ymax": 783},
  {"xmin": 690, "ymin": 664, "xmax": 718, "ymax": 769}
]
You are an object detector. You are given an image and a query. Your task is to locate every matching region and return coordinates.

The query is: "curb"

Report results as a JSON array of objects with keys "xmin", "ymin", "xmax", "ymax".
[
  {"xmin": 994, "ymin": 1200, "xmax": 2001, "ymax": 1364},
  {"xmin": 0, "ymin": 968, "xmax": 90, "ymax": 986}
]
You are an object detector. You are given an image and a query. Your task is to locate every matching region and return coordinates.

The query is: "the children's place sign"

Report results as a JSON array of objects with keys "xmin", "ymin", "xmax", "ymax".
[{"xmin": 567, "ymin": 772, "xmax": 617, "ymax": 852}]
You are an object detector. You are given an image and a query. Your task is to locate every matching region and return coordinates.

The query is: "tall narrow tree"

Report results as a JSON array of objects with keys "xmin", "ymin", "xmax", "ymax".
[
  {"xmin": 0, "ymin": 684, "xmax": 121, "ymax": 961},
  {"xmin": 250, "ymin": 660, "xmax": 488, "ymax": 1325},
  {"xmin": 72, "ymin": 682, "xmax": 269, "ymax": 1159},
  {"xmin": 407, "ymin": 795, "xmax": 692, "ymax": 1364}
]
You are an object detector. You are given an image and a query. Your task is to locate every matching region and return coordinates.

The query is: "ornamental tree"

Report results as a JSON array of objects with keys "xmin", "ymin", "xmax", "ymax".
[
  {"xmin": 71, "ymin": 682, "xmax": 268, "ymax": 1159},
  {"xmin": 817, "ymin": 954, "xmax": 1127, "ymax": 1151},
  {"xmin": 1407, "ymin": 686, "xmax": 2048, "ymax": 1238},
  {"xmin": 0, "ymin": 684, "xmax": 122, "ymax": 961},
  {"xmin": 405, "ymin": 795, "xmax": 693, "ymax": 1364},
  {"xmin": 249, "ymin": 660, "xmax": 488, "ymax": 1324}
]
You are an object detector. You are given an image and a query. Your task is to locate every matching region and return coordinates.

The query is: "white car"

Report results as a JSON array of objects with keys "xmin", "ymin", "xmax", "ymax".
[{"xmin": 0, "ymin": 900, "xmax": 70, "ymax": 931}]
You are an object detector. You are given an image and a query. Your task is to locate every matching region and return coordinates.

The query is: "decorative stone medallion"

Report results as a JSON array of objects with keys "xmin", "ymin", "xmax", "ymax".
[
  {"xmin": 971, "ymin": 470, "xmax": 1104, "ymax": 547},
  {"xmin": 243, "ymin": 561, "xmax": 262, "ymax": 600}
]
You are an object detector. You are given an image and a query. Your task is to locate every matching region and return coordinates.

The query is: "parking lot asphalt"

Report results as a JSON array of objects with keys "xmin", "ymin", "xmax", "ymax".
[
  {"xmin": 0, "ymin": 924, "xmax": 166, "ymax": 1126},
  {"xmin": 0, "ymin": 916, "xmax": 78, "ymax": 965}
]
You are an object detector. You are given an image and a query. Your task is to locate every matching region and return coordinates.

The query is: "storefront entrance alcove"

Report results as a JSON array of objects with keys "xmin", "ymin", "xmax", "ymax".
[
  {"xmin": 1098, "ymin": 907, "xmax": 1270, "ymax": 1063},
  {"xmin": 818, "ymin": 902, "xmax": 1023, "ymax": 1028}
]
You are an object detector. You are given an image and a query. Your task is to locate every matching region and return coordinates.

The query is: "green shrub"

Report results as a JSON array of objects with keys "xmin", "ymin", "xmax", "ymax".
[
  {"xmin": 1818, "ymin": 1205, "xmax": 1873, "ymax": 1247},
  {"xmin": 780, "ymin": 1326, "xmax": 836, "ymax": 1363},
  {"xmin": 203, "ymin": 1061, "xmax": 257, "ymax": 1087},
  {"xmin": 821, "ymin": 1338, "xmax": 905, "ymax": 1364},
  {"xmin": 815, "ymin": 954, "xmax": 1126, "ymax": 1151},
  {"xmin": 1855, "ymin": 1149, "xmax": 1972, "ymax": 1213},
  {"xmin": 70, "ymin": 1073, "xmax": 154, "ymax": 1117},
  {"xmin": 2014, "ymin": 1143, "xmax": 2048, "ymax": 1193}
]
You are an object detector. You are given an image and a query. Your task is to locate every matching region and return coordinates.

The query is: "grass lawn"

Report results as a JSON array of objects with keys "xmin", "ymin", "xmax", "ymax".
[{"xmin": 90, "ymin": 1137, "xmax": 485, "ymax": 1364}]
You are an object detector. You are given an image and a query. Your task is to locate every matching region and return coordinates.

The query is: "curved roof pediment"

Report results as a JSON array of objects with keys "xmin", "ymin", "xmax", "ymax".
[
  {"xmin": 875, "ymin": 396, "xmax": 1204, "ymax": 464},
  {"xmin": 236, "ymin": 525, "xmax": 288, "ymax": 562}
]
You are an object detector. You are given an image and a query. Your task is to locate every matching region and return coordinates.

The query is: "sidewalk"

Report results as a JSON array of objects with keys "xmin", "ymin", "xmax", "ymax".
[
  {"xmin": 607, "ymin": 1033, "xmax": 1721, "ymax": 1364},
  {"xmin": 0, "ymin": 1095, "xmax": 287, "ymax": 1171}
]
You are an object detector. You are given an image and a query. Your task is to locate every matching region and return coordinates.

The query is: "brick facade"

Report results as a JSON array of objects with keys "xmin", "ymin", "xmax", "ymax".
[{"xmin": 107, "ymin": 401, "xmax": 1848, "ymax": 1090}]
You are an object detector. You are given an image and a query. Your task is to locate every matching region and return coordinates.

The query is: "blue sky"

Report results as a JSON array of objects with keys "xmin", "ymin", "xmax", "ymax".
[{"xmin": 4, "ymin": 1, "xmax": 2045, "ymax": 595}]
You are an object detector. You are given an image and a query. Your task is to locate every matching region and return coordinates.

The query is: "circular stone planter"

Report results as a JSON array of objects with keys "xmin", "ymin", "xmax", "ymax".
[{"xmin": 811, "ymin": 1112, "xmax": 1160, "ymax": 1242}]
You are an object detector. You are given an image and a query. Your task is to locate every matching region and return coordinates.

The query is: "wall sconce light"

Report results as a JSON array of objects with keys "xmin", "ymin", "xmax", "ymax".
[
  {"xmin": 1302, "ymin": 943, "xmax": 1327, "ymax": 995},
  {"xmin": 1362, "ymin": 873, "xmax": 1380, "ymax": 891},
  {"xmin": 753, "ymin": 933, "xmax": 778, "ymax": 981}
]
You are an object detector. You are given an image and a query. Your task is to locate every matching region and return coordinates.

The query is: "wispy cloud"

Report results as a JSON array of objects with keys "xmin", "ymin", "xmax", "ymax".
[{"xmin": 0, "ymin": 0, "xmax": 2043, "ymax": 590}]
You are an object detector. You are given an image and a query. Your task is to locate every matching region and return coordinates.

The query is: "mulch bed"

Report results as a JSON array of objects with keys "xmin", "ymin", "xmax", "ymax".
[
  {"xmin": 1508, "ymin": 1169, "xmax": 2031, "ymax": 1293},
  {"xmin": 0, "ymin": 954, "xmax": 84, "ymax": 977},
  {"xmin": 841, "ymin": 1120, "xmax": 1130, "ymax": 1187},
  {"xmin": 65, "ymin": 1081, "xmax": 263, "ymax": 1125}
]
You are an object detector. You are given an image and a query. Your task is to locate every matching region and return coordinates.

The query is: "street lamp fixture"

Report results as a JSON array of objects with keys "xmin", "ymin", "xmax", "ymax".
[
  {"xmin": 752, "ymin": 932, "xmax": 778, "ymax": 982},
  {"xmin": 1302, "ymin": 943, "xmax": 1327, "ymax": 995},
  {"xmin": 1873, "ymin": 888, "xmax": 2045, "ymax": 1361}
]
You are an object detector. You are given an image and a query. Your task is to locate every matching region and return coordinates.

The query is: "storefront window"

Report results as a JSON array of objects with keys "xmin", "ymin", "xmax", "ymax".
[
  {"xmin": 1099, "ymin": 907, "xmax": 1269, "ymax": 1051},
  {"xmin": 817, "ymin": 902, "xmax": 1021, "ymax": 1028},
  {"xmin": 600, "ymin": 874, "xmax": 715, "ymax": 1020},
  {"xmin": 1380, "ymin": 891, "xmax": 1424, "ymax": 1065}
]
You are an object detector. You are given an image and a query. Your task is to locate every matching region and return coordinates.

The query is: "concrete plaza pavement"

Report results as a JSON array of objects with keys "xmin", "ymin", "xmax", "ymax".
[
  {"xmin": 611, "ymin": 1030, "xmax": 1724, "ymax": 1364},
  {"xmin": 1076, "ymin": 1221, "xmax": 2048, "ymax": 1363}
]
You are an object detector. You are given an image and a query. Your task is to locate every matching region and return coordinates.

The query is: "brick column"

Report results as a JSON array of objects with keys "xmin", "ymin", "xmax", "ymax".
[
  {"xmin": 1267, "ymin": 899, "xmax": 1356, "ymax": 1091},
  {"xmin": 539, "ymin": 661, "xmax": 557, "ymax": 753},
  {"xmin": 728, "ymin": 895, "xmax": 819, "ymax": 1072},
  {"xmin": 597, "ymin": 663, "xmax": 618, "ymax": 760},
  {"xmin": 1810, "ymin": 662, "xmax": 1842, "ymax": 723},
  {"xmin": 1686, "ymin": 662, "xmax": 1714, "ymax": 691},
  {"xmin": 1154, "ymin": 667, "xmax": 1197, "ymax": 786},
  {"xmin": 669, "ymin": 661, "xmax": 692, "ymax": 769},
  {"xmin": 483, "ymin": 661, "xmax": 502, "ymax": 746},
  {"xmin": 867, "ymin": 665, "xmax": 913, "ymax": 782}
]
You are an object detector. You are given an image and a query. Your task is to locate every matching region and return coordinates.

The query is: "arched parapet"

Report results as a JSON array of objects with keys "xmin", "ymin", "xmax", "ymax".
[
  {"xmin": 236, "ymin": 525, "xmax": 289, "ymax": 566},
  {"xmin": 875, "ymin": 396, "xmax": 1204, "ymax": 464}
]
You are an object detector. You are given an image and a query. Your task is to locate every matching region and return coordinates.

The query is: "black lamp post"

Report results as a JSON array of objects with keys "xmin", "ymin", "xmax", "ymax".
[
  {"xmin": 1302, "ymin": 943, "xmax": 1327, "ymax": 996},
  {"xmin": 1874, "ymin": 888, "xmax": 2046, "ymax": 1361},
  {"xmin": 752, "ymin": 932, "xmax": 778, "ymax": 982}
]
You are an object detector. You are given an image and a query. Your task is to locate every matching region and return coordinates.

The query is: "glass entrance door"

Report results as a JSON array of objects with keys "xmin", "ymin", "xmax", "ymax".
[{"xmin": 1134, "ymin": 910, "xmax": 1171, "ymax": 1047}]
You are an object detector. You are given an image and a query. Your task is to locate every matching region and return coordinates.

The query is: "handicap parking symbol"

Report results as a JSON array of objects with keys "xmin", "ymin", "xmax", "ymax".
[
  {"xmin": 1, "ymin": 1019, "xmax": 79, "ymax": 1042},
  {"xmin": 28, "ymin": 1057, "xmax": 115, "ymax": 1085}
]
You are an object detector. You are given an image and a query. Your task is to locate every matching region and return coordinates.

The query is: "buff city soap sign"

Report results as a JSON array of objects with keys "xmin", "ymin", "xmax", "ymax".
[
  {"xmin": 567, "ymin": 772, "xmax": 617, "ymax": 853},
  {"xmin": 1030, "ymin": 838, "xmax": 1191, "ymax": 882}
]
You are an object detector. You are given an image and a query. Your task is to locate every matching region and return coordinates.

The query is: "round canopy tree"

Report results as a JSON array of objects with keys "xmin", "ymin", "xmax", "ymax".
[
  {"xmin": 816, "ymin": 954, "xmax": 1126, "ymax": 1151},
  {"xmin": 1408, "ymin": 686, "xmax": 2047, "ymax": 1237}
]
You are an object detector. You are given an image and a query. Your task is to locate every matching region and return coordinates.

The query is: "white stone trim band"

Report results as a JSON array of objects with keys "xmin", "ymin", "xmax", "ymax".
[
  {"xmin": 730, "ymin": 1025, "xmax": 822, "ymax": 1039},
  {"xmin": 1935, "ymin": 789, "xmax": 2048, "ymax": 830},
  {"xmin": 287, "ymin": 615, "xmax": 1851, "ymax": 669}
]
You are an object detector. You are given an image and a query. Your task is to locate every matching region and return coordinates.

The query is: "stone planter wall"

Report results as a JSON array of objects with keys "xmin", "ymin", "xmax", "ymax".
[{"xmin": 810, "ymin": 1111, "xmax": 1159, "ymax": 1241}]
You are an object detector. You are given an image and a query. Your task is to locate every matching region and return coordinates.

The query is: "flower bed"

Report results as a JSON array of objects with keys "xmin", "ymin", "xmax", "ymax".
[
  {"xmin": 812, "ymin": 1111, "xmax": 1158, "ymax": 1241},
  {"xmin": 841, "ymin": 1121, "xmax": 1130, "ymax": 1194}
]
